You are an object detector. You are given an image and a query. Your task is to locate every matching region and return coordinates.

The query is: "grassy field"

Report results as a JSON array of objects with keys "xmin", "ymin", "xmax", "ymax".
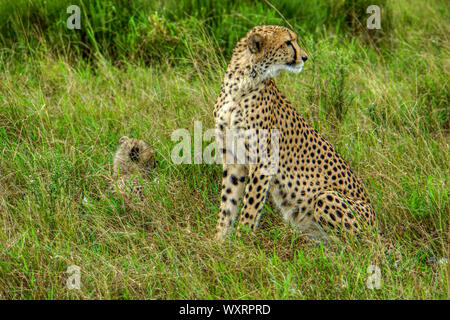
[{"xmin": 0, "ymin": 0, "xmax": 448, "ymax": 299}]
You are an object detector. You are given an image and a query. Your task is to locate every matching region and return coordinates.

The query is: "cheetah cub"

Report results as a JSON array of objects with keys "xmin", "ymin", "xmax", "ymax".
[
  {"xmin": 111, "ymin": 136, "xmax": 157, "ymax": 201},
  {"xmin": 214, "ymin": 25, "xmax": 375, "ymax": 241}
]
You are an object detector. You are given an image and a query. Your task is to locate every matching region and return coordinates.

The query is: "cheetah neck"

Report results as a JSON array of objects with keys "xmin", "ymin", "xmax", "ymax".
[
  {"xmin": 220, "ymin": 42, "xmax": 272, "ymax": 97},
  {"xmin": 214, "ymin": 42, "xmax": 279, "ymax": 120},
  {"xmin": 215, "ymin": 73, "xmax": 272, "ymax": 121},
  {"xmin": 221, "ymin": 71, "xmax": 264, "ymax": 98}
]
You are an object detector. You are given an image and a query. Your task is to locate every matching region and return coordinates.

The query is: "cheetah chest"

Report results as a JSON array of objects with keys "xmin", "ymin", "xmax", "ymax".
[{"xmin": 215, "ymin": 99, "xmax": 246, "ymax": 131}]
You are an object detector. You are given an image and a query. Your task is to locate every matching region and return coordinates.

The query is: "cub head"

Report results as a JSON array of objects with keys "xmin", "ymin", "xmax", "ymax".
[
  {"xmin": 236, "ymin": 25, "xmax": 308, "ymax": 80},
  {"xmin": 113, "ymin": 136, "xmax": 157, "ymax": 177}
]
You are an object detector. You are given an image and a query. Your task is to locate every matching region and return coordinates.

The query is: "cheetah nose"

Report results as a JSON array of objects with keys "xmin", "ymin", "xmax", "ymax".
[{"xmin": 301, "ymin": 56, "xmax": 308, "ymax": 62}]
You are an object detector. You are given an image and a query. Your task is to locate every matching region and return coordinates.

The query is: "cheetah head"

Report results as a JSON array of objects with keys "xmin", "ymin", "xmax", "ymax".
[
  {"xmin": 231, "ymin": 25, "xmax": 308, "ymax": 82},
  {"xmin": 113, "ymin": 136, "xmax": 157, "ymax": 177}
]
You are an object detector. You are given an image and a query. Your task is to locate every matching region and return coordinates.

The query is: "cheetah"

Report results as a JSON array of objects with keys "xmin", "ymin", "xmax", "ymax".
[
  {"xmin": 111, "ymin": 136, "xmax": 157, "ymax": 201},
  {"xmin": 213, "ymin": 25, "xmax": 375, "ymax": 241}
]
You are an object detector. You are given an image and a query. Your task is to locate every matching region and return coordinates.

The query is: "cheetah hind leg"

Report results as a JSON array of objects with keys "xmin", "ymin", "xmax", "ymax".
[{"xmin": 312, "ymin": 191, "xmax": 370, "ymax": 236}]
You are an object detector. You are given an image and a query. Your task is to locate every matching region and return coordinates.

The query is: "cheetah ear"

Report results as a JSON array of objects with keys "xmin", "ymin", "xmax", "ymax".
[
  {"xmin": 248, "ymin": 33, "xmax": 264, "ymax": 54},
  {"xmin": 119, "ymin": 136, "xmax": 129, "ymax": 145}
]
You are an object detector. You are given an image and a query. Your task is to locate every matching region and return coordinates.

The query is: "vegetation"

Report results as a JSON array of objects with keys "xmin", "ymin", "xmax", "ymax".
[{"xmin": 0, "ymin": 0, "xmax": 448, "ymax": 299}]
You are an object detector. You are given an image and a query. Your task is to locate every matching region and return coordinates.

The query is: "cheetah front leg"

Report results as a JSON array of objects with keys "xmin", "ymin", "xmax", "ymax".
[
  {"xmin": 215, "ymin": 163, "xmax": 248, "ymax": 241},
  {"xmin": 236, "ymin": 165, "xmax": 272, "ymax": 237}
]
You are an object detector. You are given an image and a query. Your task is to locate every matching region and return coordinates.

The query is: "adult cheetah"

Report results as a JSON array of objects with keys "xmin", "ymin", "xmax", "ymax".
[{"xmin": 213, "ymin": 25, "xmax": 375, "ymax": 241}]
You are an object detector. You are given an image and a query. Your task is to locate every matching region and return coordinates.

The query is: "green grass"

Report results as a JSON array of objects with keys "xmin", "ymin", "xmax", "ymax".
[{"xmin": 0, "ymin": 0, "xmax": 448, "ymax": 299}]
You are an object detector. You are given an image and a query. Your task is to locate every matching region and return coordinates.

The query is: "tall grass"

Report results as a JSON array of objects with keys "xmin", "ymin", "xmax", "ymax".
[
  {"xmin": 0, "ymin": 0, "xmax": 394, "ymax": 64},
  {"xmin": 0, "ymin": 0, "xmax": 448, "ymax": 299}
]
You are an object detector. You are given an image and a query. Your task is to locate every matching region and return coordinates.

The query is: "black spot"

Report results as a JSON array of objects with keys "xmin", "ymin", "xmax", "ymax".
[{"xmin": 129, "ymin": 146, "xmax": 140, "ymax": 162}]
